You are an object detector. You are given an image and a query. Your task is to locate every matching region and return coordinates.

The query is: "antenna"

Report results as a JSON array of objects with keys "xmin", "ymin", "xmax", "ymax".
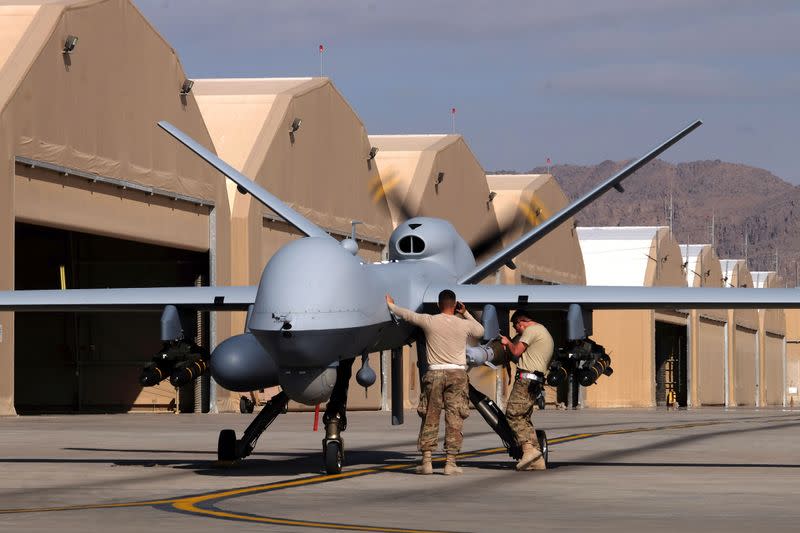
[
  {"xmin": 710, "ymin": 211, "xmax": 715, "ymax": 247},
  {"xmin": 350, "ymin": 220, "xmax": 362, "ymax": 241},
  {"xmin": 669, "ymin": 190, "xmax": 674, "ymax": 234},
  {"xmin": 699, "ymin": 246, "xmax": 704, "ymax": 287},
  {"xmin": 744, "ymin": 225, "xmax": 748, "ymax": 267},
  {"xmin": 683, "ymin": 241, "xmax": 689, "ymax": 274}
]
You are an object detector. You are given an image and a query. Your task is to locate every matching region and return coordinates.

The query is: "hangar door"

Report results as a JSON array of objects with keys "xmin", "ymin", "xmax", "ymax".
[
  {"xmin": 764, "ymin": 333, "xmax": 784, "ymax": 405},
  {"xmin": 14, "ymin": 223, "xmax": 209, "ymax": 413},
  {"xmin": 696, "ymin": 317, "xmax": 726, "ymax": 406},
  {"xmin": 655, "ymin": 321, "xmax": 687, "ymax": 407},
  {"xmin": 734, "ymin": 326, "xmax": 757, "ymax": 406}
]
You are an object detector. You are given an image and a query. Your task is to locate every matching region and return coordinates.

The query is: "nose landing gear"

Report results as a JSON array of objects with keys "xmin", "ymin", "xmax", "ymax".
[
  {"xmin": 322, "ymin": 411, "xmax": 346, "ymax": 474},
  {"xmin": 216, "ymin": 357, "xmax": 357, "ymax": 474},
  {"xmin": 320, "ymin": 357, "xmax": 354, "ymax": 474}
]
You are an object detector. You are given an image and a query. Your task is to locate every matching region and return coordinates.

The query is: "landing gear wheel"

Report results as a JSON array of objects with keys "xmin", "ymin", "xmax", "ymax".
[
  {"xmin": 323, "ymin": 440, "xmax": 343, "ymax": 474},
  {"xmin": 218, "ymin": 429, "xmax": 238, "ymax": 461},
  {"xmin": 536, "ymin": 429, "xmax": 548, "ymax": 467},
  {"xmin": 239, "ymin": 395, "xmax": 255, "ymax": 414}
]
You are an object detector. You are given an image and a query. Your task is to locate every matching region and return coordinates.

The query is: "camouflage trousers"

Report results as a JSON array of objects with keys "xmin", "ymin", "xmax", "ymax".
[
  {"xmin": 417, "ymin": 369, "xmax": 470, "ymax": 453},
  {"xmin": 505, "ymin": 377, "xmax": 540, "ymax": 449}
]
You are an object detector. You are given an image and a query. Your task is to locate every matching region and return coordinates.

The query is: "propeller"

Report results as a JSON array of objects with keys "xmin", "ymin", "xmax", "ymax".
[
  {"xmin": 369, "ymin": 170, "xmax": 420, "ymax": 224},
  {"xmin": 469, "ymin": 191, "xmax": 549, "ymax": 260},
  {"xmin": 370, "ymin": 167, "xmax": 532, "ymax": 256}
]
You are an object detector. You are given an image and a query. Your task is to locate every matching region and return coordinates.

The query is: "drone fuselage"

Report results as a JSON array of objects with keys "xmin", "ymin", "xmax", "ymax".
[{"xmin": 209, "ymin": 217, "xmax": 478, "ymax": 404}]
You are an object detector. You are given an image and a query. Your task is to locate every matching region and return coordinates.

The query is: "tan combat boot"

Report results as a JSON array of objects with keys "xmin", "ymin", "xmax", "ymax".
[
  {"xmin": 515, "ymin": 442, "xmax": 545, "ymax": 471},
  {"xmin": 416, "ymin": 451, "xmax": 433, "ymax": 475},
  {"xmin": 443, "ymin": 454, "xmax": 463, "ymax": 475}
]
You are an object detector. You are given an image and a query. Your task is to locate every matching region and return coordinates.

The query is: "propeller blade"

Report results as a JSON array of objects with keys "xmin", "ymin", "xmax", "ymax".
[
  {"xmin": 470, "ymin": 191, "xmax": 546, "ymax": 259},
  {"xmin": 469, "ymin": 217, "xmax": 519, "ymax": 259},
  {"xmin": 369, "ymin": 170, "xmax": 421, "ymax": 225}
]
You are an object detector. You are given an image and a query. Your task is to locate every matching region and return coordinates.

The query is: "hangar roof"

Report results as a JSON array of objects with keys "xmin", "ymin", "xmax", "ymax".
[
  {"xmin": 577, "ymin": 226, "xmax": 686, "ymax": 287},
  {"xmin": 0, "ymin": 0, "xmax": 228, "ymax": 211},
  {"xmin": 752, "ymin": 271, "xmax": 786, "ymax": 335},
  {"xmin": 719, "ymin": 259, "xmax": 757, "ymax": 328},
  {"xmin": 680, "ymin": 244, "xmax": 723, "ymax": 288},
  {"xmin": 194, "ymin": 77, "xmax": 392, "ymax": 243},
  {"xmin": 751, "ymin": 271, "xmax": 781, "ymax": 289},
  {"xmin": 720, "ymin": 259, "xmax": 753, "ymax": 288},
  {"xmin": 486, "ymin": 174, "xmax": 585, "ymax": 286}
]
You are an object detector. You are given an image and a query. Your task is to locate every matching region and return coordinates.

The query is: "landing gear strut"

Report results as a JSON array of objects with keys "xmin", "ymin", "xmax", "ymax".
[
  {"xmin": 217, "ymin": 391, "xmax": 289, "ymax": 461},
  {"xmin": 321, "ymin": 358, "xmax": 354, "ymax": 474}
]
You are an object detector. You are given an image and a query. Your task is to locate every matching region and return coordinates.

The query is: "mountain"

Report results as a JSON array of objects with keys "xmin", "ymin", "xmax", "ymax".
[{"xmin": 501, "ymin": 160, "xmax": 800, "ymax": 285}]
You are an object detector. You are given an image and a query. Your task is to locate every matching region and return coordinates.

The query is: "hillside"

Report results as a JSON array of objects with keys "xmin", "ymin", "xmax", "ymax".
[{"xmin": 499, "ymin": 160, "xmax": 800, "ymax": 285}]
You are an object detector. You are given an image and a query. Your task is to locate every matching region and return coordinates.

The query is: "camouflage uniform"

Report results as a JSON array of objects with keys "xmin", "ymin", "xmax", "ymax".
[
  {"xmin": 417, "ymin": 369, "xmax": 470, "ymax": 453},
  {"xmin": 505, "ymin": 322, "xmax": 553, "ymax": 449},
  {"xmin": 505, "ymin": 376, "xmax": 540, "ymax": 447}
]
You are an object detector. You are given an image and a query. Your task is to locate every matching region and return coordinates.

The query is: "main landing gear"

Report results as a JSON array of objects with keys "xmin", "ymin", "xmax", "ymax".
[
  {"xmin": 216, "ymin": 358, "xmax": 355, "ymax": 473},
  {"xmin": 217, "ymin": 391, "xmax": 288, "ymax": 462}
]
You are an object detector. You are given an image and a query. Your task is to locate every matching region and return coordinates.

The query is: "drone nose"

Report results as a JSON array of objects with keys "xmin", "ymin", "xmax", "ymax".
[{"xmin": 248, "ymin": 237, "xmax": 386, "ymax": 334}]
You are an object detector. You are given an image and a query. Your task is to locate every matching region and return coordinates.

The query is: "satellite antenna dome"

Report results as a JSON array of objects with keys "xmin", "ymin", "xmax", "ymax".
[{"xmin": 341, "ymin": 238, "xmax": 359, "ymax": 255}]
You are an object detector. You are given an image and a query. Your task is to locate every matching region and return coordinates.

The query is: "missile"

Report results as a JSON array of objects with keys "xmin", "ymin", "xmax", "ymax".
[
  {"xmin": 169, "ymin": 358, "xmax": 209, "ymax": 387},
  {"xmin": 546, "ymin": 360, "xmax": 569, "ymax": 387},
  {"xmin": 139, "ymin": 361, "xmax": 172, "ymax": 386},
  {"xmin": 576, "ymin": 354, "xmax": 613, "ymax": 387}
]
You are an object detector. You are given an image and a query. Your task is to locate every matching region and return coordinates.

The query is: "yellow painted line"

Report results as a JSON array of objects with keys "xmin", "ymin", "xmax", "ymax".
[
  {"xmin": 0, "ymin": 498, "xmax": 177, "ymax": 515},
  {"xmin": 172, "ymin": 501, "xmax": 454, "ymax": 533}
]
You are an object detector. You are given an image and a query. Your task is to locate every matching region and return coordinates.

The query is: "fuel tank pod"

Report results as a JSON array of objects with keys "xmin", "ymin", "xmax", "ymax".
[{"xmin": 210, "ymin": 333, "xmax": 279, "ymax": 392}]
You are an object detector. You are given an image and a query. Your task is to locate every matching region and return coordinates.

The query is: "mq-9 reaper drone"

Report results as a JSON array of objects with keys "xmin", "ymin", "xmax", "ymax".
[{"xmin": 6, "ymin": 118, "xmax": 798, "ymax": 474}]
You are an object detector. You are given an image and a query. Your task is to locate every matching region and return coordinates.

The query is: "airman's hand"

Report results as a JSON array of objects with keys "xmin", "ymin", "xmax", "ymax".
[
  {"xmin": 385, "ymin": 294, "xmax": 395, "ymax": 306},
  {"xmin": 455, "ymin": 301, "xmax": 466, "ymax": 315}
]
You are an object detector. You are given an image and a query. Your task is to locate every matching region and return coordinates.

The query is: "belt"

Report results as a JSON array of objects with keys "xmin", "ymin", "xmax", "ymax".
[
  {"xmin": 428, "ymin": 364, "xmax": 466, "ymax": 370},
  {"xmin": 517, "ymin": 370, "xmax": 545, "ymax": 383}
]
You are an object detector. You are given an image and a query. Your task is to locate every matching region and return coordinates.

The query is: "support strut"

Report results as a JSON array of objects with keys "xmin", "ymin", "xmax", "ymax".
[
  {"xmin": 218, "ymin": 391, "xmax": 288, "ymax": 462},
  {"xmin": 322, "ymin": 358, "xmax": 355, "ymax": 474}
]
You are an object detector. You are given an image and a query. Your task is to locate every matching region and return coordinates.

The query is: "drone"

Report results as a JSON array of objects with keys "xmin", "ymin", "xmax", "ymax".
[{"xmin": 6, "ymin": 118, "xmax": 798, "ymax": 474}]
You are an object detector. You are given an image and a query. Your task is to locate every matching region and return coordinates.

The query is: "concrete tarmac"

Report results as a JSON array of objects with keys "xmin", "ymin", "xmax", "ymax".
[{"xmin": 1, "ymin": 407, "xmax": 799, "ymax": 532}]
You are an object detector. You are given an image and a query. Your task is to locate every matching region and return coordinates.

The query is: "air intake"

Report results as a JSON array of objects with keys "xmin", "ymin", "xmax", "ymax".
[{"xmin": 398, "ymin": 235, "xmax": 426, "ymax": 254}]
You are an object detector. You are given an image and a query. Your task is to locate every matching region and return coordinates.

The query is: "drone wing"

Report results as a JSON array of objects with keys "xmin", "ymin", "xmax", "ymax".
[
  {"xmin": 424, "ymin": 283, "xmax": 800, "ymax": 310},
  {"xmin": 158, "ymin": 121, "xmax": 331, "ymax": 240},
  {"xmin": 0, "ymin": 286, "xmax": 257, "ymax": 312},
  {"xmin": 458, "ymin": 120, "xmax": 703, "ymax": 284}
]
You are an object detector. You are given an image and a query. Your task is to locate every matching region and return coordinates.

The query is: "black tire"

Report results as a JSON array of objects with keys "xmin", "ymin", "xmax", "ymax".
[
  {"xmin": 536, "ymin": 429, "xmax": 548, "ymax": 467},
  {"xmin": 218, "ymin": 429, "xmax": 238, "ymax": 461},
  {"xmin": 323, "ymin": 440, "xmax": 343, "ymax": 474},
  {"xmin": 239, "ymin": 396, "xmax": 254, "ymax": 414}
]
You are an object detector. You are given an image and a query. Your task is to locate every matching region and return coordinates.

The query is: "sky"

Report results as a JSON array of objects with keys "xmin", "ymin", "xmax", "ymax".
[{"xmin": 135, "ymin": 1, "xmax": 800, "ymax": 183}]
